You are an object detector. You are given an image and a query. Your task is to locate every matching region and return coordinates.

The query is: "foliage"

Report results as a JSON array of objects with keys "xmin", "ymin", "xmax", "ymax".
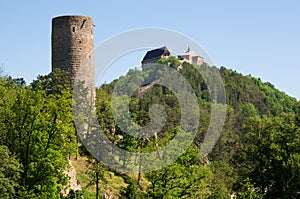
[
  {"xmin": 1, "ymin": 59, "xmax": 300, "ymax": 198},
  {"xmin": 31, "ymin": 68, "xmax": 71, "ymax": 95},
  {"xmin": 120, "ymin": 174, "xmax": 144, "ymax": 199},
  {"xmin": 158, "ymin": 56, "xmax": 180, "ymax": 69},
  {"xmin": 235, "ymin": 114, "xmax": 300, "ymax": 198},
  {"xmin": 0, "ymin": 70, "xmax": 76, "ymax": 198},
  {"xmin": 86, "ymin": 158, "xmax": 106, "ymax": 199},
  {"xmin": 0, "ymin": 145, "xmax": 22, "ymax": 199},
  {"xmin": 94, "ymin": 61, "xmax": 299, "ymax": 198},
  {"xmin": 237, "ymin": 178, "xmax": 264, "ymax": 199},
  {"xmin": 145, "ymin": 146, "xmax": 213, "ymax": 198},
  {"xmin": 61, "ymin": 189, "xmax": 83, "ymax": 199}
]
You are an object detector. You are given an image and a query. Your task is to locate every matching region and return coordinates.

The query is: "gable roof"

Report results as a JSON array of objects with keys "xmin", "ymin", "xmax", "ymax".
[{"xmin": 141, "ymin": 46, "xmax": 170, "ymax": 63}]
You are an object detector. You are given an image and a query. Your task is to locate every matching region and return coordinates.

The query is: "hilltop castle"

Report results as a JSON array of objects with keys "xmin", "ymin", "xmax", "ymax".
[{"xmin": 141, "ymin": 46, "xmax": 203, "ymax": 70}]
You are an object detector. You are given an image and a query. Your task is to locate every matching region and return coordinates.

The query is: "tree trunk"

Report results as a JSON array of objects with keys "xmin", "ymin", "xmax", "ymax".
[{"xmin": 96, "ymin": 160, "xmax": 99, "ymax": 199}]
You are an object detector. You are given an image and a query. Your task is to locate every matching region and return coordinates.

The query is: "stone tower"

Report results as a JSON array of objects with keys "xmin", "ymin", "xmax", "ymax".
[{"xmin": 51, "ymin": 15, "xmax": 94, "ymax": 91}]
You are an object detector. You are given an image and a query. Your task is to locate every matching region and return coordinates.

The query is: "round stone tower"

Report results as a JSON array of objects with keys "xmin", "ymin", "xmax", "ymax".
[{"xmin": 51, "ymin": 15, "xmax": 94, "ymax": 90}]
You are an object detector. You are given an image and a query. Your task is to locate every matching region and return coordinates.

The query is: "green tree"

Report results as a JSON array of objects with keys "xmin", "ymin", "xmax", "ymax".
[
  {"xmin": 0, "ymin": 72, "xmax": 76, "ymax": 198},
  {"xmin": 0, "ymin": 145, "xmax": 22, "ymax": 199},
  {"xmin": 146, "ymin": 146, "xmax": 212, "ymax": 198},
  {"xmin": 236, "ymin": 114, "xmax": 300, "ymax": 198},
  {"xmin": 86, "ymin": 158, "xmax": 106, "ymax": 199},
  {"xmin": 237, "ymin": 178, "xmax": 264, "ymax": 199},
  {"xmin": 31, "ymin": 68, "xmax": 71, "ymax": 95},
  {"xmin": 158, "ymin": 56, "xmax": 180, "ymax": 69},
  {"xmin": 120, "ymin": 174, "xmax": 144, "ymax": 199}
]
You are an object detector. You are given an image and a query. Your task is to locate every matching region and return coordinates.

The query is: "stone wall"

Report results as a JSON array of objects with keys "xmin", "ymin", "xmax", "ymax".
[{"xmin": 52, "ymin": 15, "xmax": 94, "ymax": 91}]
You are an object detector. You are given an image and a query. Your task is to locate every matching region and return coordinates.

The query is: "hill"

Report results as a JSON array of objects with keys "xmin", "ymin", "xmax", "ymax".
[
  {"xmin": 94, "ymin": 57, "xmax": 299, "ymax": 198},
  {"xmin": 0, "ymin": 59, "xmax": 299, "ymax": 198}
]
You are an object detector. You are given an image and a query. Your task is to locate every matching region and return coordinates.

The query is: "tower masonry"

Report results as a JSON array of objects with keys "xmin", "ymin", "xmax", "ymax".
[{"xmin": 52, "ymin": 15, "xmax": 95, "ymax": 91}]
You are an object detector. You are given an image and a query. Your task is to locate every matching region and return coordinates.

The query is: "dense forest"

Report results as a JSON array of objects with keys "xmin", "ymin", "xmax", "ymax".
[{"xmin": 0, "ymin": 57, "xmax": 299, "ymax": 198}]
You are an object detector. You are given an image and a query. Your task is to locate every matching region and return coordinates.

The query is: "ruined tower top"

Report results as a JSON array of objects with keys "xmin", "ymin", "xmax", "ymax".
[{"xmin": 51, "ymin": 15, "xmax": 95, "ymax": 91}]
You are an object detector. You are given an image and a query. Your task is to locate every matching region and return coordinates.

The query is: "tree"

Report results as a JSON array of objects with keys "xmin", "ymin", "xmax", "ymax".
[
  {"xmin": 0, "ymin": 145, "xmax": 22, "ymax": 199},
  {"xmin": 235, "ymin": 114, "xmax": 300, "ymax": 198},
  {"xmin": 86, "ymin": 158, "xmax": 106, "ymax": 199},
  {"xmin": 0, "ymin": 72, "xmax": 76, "ymax": 198},
  {"xmin": 145, "ymin": 146, "xmax": 212, "ymax": 198},
  {"xmin": 237, "ymin": 178, "xmax": 264, "ymax": 199},
  {"xmin": 208, "ymin": 160, "xmax": 236, "ymax": 199},
  {"xmin": 31, "ymin": 68, "xmax": 71, "ymax": 95},
  {"xmin": 158, "ymin": 56, "xmax": 180, "ymax": 69},
  {"xmin": 120, "ymin": 174, "xmax": 143, "ymax": 199}
]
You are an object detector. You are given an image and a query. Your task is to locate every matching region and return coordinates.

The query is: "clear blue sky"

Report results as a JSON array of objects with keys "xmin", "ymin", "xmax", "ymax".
[{"xmin": 0, "ymin": 0, "xmax": 299, "ymax": 99}]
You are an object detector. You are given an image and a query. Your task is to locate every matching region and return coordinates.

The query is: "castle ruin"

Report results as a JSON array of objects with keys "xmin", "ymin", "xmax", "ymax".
[{"xmin": 51, "ymin": 15, "xmax": 95, "ymax": 91}]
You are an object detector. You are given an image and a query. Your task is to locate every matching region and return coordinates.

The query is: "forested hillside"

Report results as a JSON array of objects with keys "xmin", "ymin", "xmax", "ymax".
[
  {"xmin": 0, "ymin": 58, "xmax": 299, "ymax": 198},
  {"xmin": 95, "ymin": 58, "xmax": 300, "ymax": 198}
]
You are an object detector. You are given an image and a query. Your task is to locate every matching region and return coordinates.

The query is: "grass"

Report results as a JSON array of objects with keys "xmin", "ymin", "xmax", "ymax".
[
  {"xmin": 71, "ymin": 156, "xmax": 96, "ymax": 198},
  {"xmin": 71, "ymin": 155, "xmax": 129, "ymax": 198}
]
